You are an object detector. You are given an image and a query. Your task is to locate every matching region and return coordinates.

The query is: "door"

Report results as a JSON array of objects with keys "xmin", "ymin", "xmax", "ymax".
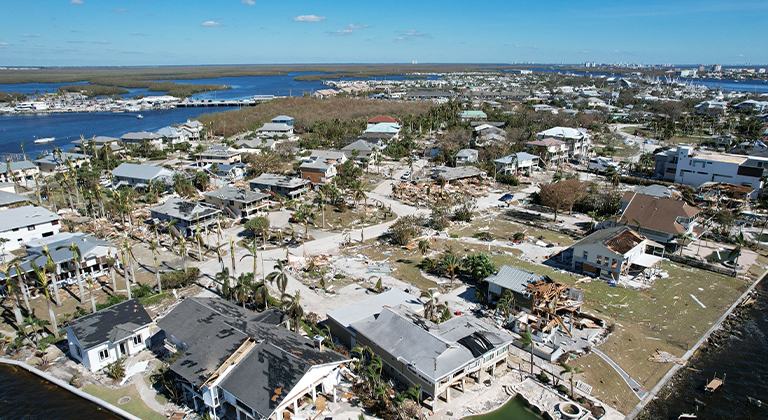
[{"xmin": 119, "ymin": 342, "xmax": 127, "ymax": 356}]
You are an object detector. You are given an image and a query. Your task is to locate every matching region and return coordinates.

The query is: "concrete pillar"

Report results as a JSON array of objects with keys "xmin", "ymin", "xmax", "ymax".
[
  {"xmin": 293, "ymin": 399, "xmax": 298, "ymax": 413},
  {"xmin": 461, "ymin": 378, "xmax": 465, "ymax": 392},
  {"xmin": 445, "ymin": 387, "xmax": 451, "ymax": 403},
  {"xmin": 312, "ymin": 385, "xmax": 316, "ymax": 402},
  {"xmin": 333, "ymin": 386, "xmax": 337, "ymax": 403}
]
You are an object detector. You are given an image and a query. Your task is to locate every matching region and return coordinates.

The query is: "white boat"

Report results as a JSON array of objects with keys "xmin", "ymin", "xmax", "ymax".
[
  {"xmin": 137, "ymin": 114, "xmax": 144, "ymax": 119},
  {"xmin": 34, "ymin": 137, "xmax": 55, "ymax": 144}
]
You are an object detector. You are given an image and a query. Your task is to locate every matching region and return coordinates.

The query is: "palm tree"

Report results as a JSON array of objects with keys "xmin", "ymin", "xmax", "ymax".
[
  {"xmin": 418, "ymin": 239, "xmax": 430, "ymax": 256},
  {"xmin": 560, "ymin": 362, "xmax": 583, "ymax": 399},
  {"xmin": 240, "ymin": 237, "xmax": 259, "ymax": 286},
  {"xmin": 420, "ymin": 289, "xmax": 437, "ymax": 321},
  {"xmin": 266, "ymin": 259, "xmax": 289, "ymax": 296},
  {"xmin": 30, "ymin": 261, "xmax": 59, "ymax": 338},
  {"xmin": 86, "ymin": 274, "xmax": 97, "ymax": 313},
  {"xmin": 252, "ymin": 281, "xmax": 271, "ymax": 309},
  {"xmin": 229, "ymin": 237, "xmax": 237, "ymax": 275},
  {"xmin": 11, "ymin": 259, "xmax": 31, "ymax": 313},
  {"xmin": 148, "ymin": 241, "xmax": 162, "ymax": 294},
  {"xmin": 21, "ymin": 315, "xmax": 49, "ymax": 347},
  {"xmin": 119, "ymin": 246, "xmax": 132, "ymax": 300},
  {"xmin": 106, "ymin": 249, "xmax": 117, "ymax": 295},
  {"xmin": 41, "ymin": 245, "xmax": 61, "ymax": 307},
  {"xmin": 216, "ymin": 268, "xmax": 233, "ymax": 297},
  {"xmin": 1, "ymin": 264, "xmax": 24, "ymax": 327},
  {"xmin": 294, "ymin": 205, "xmax": 316, "ymax": 257},
  {"xmin": 519, "ymin": 327, "xmax": 535, "ymax": 376},
  {"xmin": 281, "ymin": 290, "xmax": 304, "ymax": 334},
  {"xmin": 231, "ymin": 272, "xmax": 254, "ymax": 308},
  {"xmin": 57, "ymin": 242, "xmax": 85, "ymax": 304},
  {"xmin": 439, "ymin": 252, "xmax": 461, "ymax": 286}
]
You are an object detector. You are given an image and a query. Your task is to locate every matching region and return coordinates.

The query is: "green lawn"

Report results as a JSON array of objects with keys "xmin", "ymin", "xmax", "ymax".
[{"xmin": 83, "ymin": 384, "xmax": 166, "ymax": 420}]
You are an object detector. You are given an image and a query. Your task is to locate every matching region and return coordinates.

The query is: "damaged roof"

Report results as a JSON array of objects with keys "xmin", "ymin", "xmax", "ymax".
[
  {"xmin": 618, "ymin": 193, "xmax": 699, "ymax": 236},
  {"xmin": 158, "ymin": 296, "xmax": 344, "ymax": 413},
  {"xmin": 65, "ymin": 299, "xmax": 152, "ymax": 350},
  {"xmin": 575, "ymin": 226, "xmax": 645, "ymax": 255}
]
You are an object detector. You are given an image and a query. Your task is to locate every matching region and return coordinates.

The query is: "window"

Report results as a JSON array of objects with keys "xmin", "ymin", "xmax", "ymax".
[
  {"xmin": 27, "ymin": 225, "xmax": 35, "ymax": 231},
  {"xmin": 98, "ymin": 349, "xmax": 110, "ymax": 361},
  {"xmin": 596, "ymin": 255, "xmax": 602, "ymax": 265},
  {"xmin": 612, "ymin": 259, "xmax": 618, "ymax": 268},
  {"xmin": 604, "ymin": 256, "xmax": 610, "ymax": 266},
  {"xmin": 582, "ymin": 251, "xmax": 588, "ymax": 260},
  {"xmin": 133, "ymin": 335, "xmax": 142, "ymax": 346},
  {"xmin": 52, "ymin": 220, "xmax": 59, "ymax": 226},
  {"xmin": 75, "ymin": 345, "xmax": 82, "ymax": 358}
]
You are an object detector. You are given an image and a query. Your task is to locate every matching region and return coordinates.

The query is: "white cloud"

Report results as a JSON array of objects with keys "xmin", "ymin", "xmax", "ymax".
[
  {"xmin": 70, "ymin": 0, "xmax": 84, "ymax": 4},
  {"xmin": 403, "ymin": 30, "xmax": 427, "ymax": 37},
  {"xmin": 129, "ymin": 32, "xmax": 146, "ymax": 36},
  {"xmin": 0, "ymin": 42, "xmax": 9, "ymax": 46},
  {"xmin": 347, "ymin": 24, "xmax": 369, "ymax": 29},
  {"xmin": 113, "ymin": 8, "xmax": 128, "ymax": 12},
  {"xmin": 95, "ymin": 40, "xmax": 110, "ymax": 44},
  {"xmin": 68, "ymin": 40, "xmax": 86, "ymax": 44},
  {"xmin": 291, "ymin": 15, "xmax": 325, "ymax": 22},
  {"xmin": 241, "ymin": 0, "xmax": 255, "ymax": 5},
  {"xmin": 201, "ymin": 21, "xmax": 222, "ymax": 27},
  {"xmin": 328, "ymin": 29, "xmax": 353, "ymax": 36},
  {"xmin": 22, "ymin": 34, "xmax": 42, "ymax": 38}
]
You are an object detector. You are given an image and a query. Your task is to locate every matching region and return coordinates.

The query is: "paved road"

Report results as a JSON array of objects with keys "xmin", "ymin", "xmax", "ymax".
[{"xmin": 592, "ymin": 348, "xmax": 648, "ymax": 400}]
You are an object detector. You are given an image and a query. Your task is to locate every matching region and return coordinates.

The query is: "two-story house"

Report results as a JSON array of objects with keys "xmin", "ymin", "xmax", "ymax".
[
  {"xmin": 300, "ymin": 150, "xmax": 347, "ymax": 184},
  {"xmin": 203, "ymin": 185, "xmax": 270, "ymax": 218},
  {"xmin": 570, "ymin": 226, "xmax": 662, "ymax": 281}
]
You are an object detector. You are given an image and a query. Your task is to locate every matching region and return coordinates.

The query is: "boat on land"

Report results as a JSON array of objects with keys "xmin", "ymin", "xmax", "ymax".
[{"xmin": 33, "ymin": 137, "xmax": 55, "ymax": 144}]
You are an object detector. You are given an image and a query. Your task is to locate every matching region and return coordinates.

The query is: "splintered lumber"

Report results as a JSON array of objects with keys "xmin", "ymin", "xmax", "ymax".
[
  {"xmin": 705, "ymin": 373, "xmax": 724, "ymax": 392},
  {"xmin": 648, "ymin": 350, "xmax": 687, "ymax": 365}
]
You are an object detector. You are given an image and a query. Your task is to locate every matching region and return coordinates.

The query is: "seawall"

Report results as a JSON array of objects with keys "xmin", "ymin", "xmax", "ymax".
[
  {"xmin": 624, "ymin": 269, "xmax": 767, "ymax": 419},
  {"xmin": 0, "ymin": 358, "xmax": 143, "ymax": 420}
]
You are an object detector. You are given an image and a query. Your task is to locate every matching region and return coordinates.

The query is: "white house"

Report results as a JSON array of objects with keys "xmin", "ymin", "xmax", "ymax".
[
  {"xmin": 526, "ymin": 138, "xmax": 568, "ymax": 168},
  {"xmin": 494, "ymin": 152, "xmax": 540, "ymax": 175},
  {"xmin": 0, "ymin": 161, "xmax": 39, "ymax": 185},
  {"xmin": 34, "ymin": 152, "xmax": 89, "ymax": 174},
  {"xmin": 570, "ymin": 226, "xmax": 662, "ymax": 281},
  {"xmin": 64, "ymin": 299, "xmax": 153, "ymax": 373},
  {"xmin": 180, "ymin": 120, "xmax": 204, "ymax": 140},
  {"xmin": 120, "ymin": 132, "xmax": 163, "ymax": 149},
  {"xmin": 0, "ymin": 205, "xmax": 61, "ymax": 252},
  {"xmin": 112, "ymin": 163, "xmax": 176, "ymax": 190},
  {"xmin": 537, "ymin": 127, "xmax": 591, "ymax": 161},
  {"xmin": 158, "ymin": 297, "xmax": 349, "ymax": 420},
  {"xmin": 654, "ymin": 146, "xmax": 768, "ymax": 198},
  {"xmin": 455, "ymin": 149, "xmax": 478, "ymax": 166}
]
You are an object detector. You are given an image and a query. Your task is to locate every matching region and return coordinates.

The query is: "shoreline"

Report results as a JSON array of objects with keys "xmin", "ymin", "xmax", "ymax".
[
  {"xmin": 0, "ymin": 358, "xmax": 142, "ymax": 420},
  {"xmin": 624, "ymin": 269, "xmax": 768, "ymax": 419}
]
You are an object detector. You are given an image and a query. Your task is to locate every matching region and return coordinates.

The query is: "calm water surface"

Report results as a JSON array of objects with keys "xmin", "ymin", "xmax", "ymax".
[
  {"xmin": 463, "ymin": 395, "xmax": 543, "ymax": 420},
  {"xmin": 0, "ymin": 364, "xmax": 119, "ymax": 420}
]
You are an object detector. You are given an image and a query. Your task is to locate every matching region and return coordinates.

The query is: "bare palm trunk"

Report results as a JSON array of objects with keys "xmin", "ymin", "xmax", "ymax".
[
  {"xmin": 89, "ymin": 281, "xmax": 97, "ymax": 313},
  {"xmin": 154, "ymin": 255, "xmax": 162, "ymax": 294},
  {"xmin": 75, "ymin": 263, "xmax": 85, "ymax": 304},
  {"xmin": 12, "ymin": 299, "xmax": 23, "ymax": 328},
  {"xmin": 20, "ymin": 279, "xmax": 31, "ymax": 313},
  {"xmin": 111, "ymin": 266, "xmax": 117, "ymax": 294},
  {"xmin": 51, "ymin": 274, "xmax": 61, "ymax": 307},
  {"xmin": 46, "ymin": 300, "xmax": 59, "ymax": 338}
]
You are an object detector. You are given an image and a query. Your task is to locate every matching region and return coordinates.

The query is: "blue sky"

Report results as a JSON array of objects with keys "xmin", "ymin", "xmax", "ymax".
[{"xmin": 1, "ymin": 0, "xmax": 766, "ymax": 66}]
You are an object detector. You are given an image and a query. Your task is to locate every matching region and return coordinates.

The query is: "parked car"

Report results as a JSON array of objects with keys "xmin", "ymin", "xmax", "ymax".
[
  {"xmin": 401, "ymin": 172, "xmax": 411, "ymax": 180},
  {"xmin": 499, "ymin": 193, "xmax": 514, "ymax": 201}
]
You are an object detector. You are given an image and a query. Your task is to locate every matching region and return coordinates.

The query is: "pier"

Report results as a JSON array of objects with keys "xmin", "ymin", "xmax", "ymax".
[{"xmin": 174, "ymin": 95, "xmax": 286, "ymax": 107}]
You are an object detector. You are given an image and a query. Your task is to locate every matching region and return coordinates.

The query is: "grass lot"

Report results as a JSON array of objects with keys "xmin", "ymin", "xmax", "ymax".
[
  {"xmin": 83, "ymin": 383, "xmax": 166, "ymax": 420},
  {"xmin": 481, "ymin": 247, "xmax": 753, "ymax": 414},
  {"xmin": 449, "ymin": 214, "xmax": 578, "ymax": 247}
]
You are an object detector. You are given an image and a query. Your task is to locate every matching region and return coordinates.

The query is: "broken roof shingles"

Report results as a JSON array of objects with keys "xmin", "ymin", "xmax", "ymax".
[
  {"xmin": 160, "ymin": 297, "xmax": 341, "ymax": 393},
  {"xmin": 604, "ymin": 228, "xmax": 644, "ymax": 255},
  {"xmin": 66, "ymin": 299, "xmax": 151, "ymax": 350}
]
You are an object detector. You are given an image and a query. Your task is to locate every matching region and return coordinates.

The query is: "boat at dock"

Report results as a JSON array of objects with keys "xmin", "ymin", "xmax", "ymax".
[{"xmin": 33, "ymin": 137, "xmax": 55, "ymax": 144}]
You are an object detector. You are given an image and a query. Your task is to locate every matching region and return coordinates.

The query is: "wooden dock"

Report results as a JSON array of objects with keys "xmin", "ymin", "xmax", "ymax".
[{"xmin": 704, "ymin": 373, "xmax": 725, "ymax": 392}]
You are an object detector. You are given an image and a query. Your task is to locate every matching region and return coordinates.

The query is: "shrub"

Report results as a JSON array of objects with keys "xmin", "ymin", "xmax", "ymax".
[
  {"xmin": 161, "ymin": 268, "xmax": 200, "ymax": 289},
  {"xmin": 513, "ymin": 232, "xmax": 525, "ymax": 241},
  {"xmin": 96, "ymin": 294, "xmax": 127, "ymax": 311},
  {"xmin": 388, "ymin": 214, "xmax": 425, "ymax": 246},
  {"xmin": 106, "ymin": 358, "xmax": 126, "ymax": 380},
  {"xmin": 131, "ymin": 283, "xmax": 153, "ymax": 299},
  {"xmin": 537, "ymin": 371, "xmax": 550, "ymax": 384},
  {"xmin": 555, "ymin": 384, "xmax": 568, "ymax": 394}
]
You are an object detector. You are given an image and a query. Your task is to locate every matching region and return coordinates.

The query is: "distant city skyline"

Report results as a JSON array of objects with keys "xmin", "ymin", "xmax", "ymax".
[{"xmin": 1, "ymin": 0, "xmax": 766, "ymax": 67}]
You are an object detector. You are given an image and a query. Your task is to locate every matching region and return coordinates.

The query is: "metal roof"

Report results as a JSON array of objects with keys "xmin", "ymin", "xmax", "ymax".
[
  {"xmin": 0, "ymin": 190, "xmax": 29, "ymax": 206},
  {"xmin": 112, "ymin": 163, "xmax": 174, "ymax": 182},
  {"xmin": 1, "ymin": 161, "xmax": 37, "ymax": 173},
  {"xmin": 483, "ymin": 265, "xmax": 545, "ymax": 295},
  {"xmin": 0, "ymin": 205, "xmax": 59, "ymax": 233},
  {"xmin": 327, "ymin": 289, "xmax": 423, "ymax": 328},
  {"xmin": 203, "ymin": 185, "xmax": 270, "ymax": 203},
  {"xmin": 150, "ymin": 198, "xmax": 221, "ymax": 223},
  {"xmin": 494, "ymin": 152, "xmax": 540, "ymax": 164}
]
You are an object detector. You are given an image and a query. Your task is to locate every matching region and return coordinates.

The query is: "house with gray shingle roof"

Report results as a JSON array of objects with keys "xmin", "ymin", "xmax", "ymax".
[
  {"xmin": 157, "ymin": 297, "xmax": 347, "ymax": 420},
  {"xmin": 328, "ymin": 289, "xmax": 513, "ymax": 409},
  {"xmin": 64, "ymin": 299, "xmax": 153, "ymax": 372},
  {"xmin": 149, "ymin": 198, "xmax": 221, "ymax": 237},
  {"xmin": 203, "ymin": 185, "xmax": 270, "ymax": 218}
]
